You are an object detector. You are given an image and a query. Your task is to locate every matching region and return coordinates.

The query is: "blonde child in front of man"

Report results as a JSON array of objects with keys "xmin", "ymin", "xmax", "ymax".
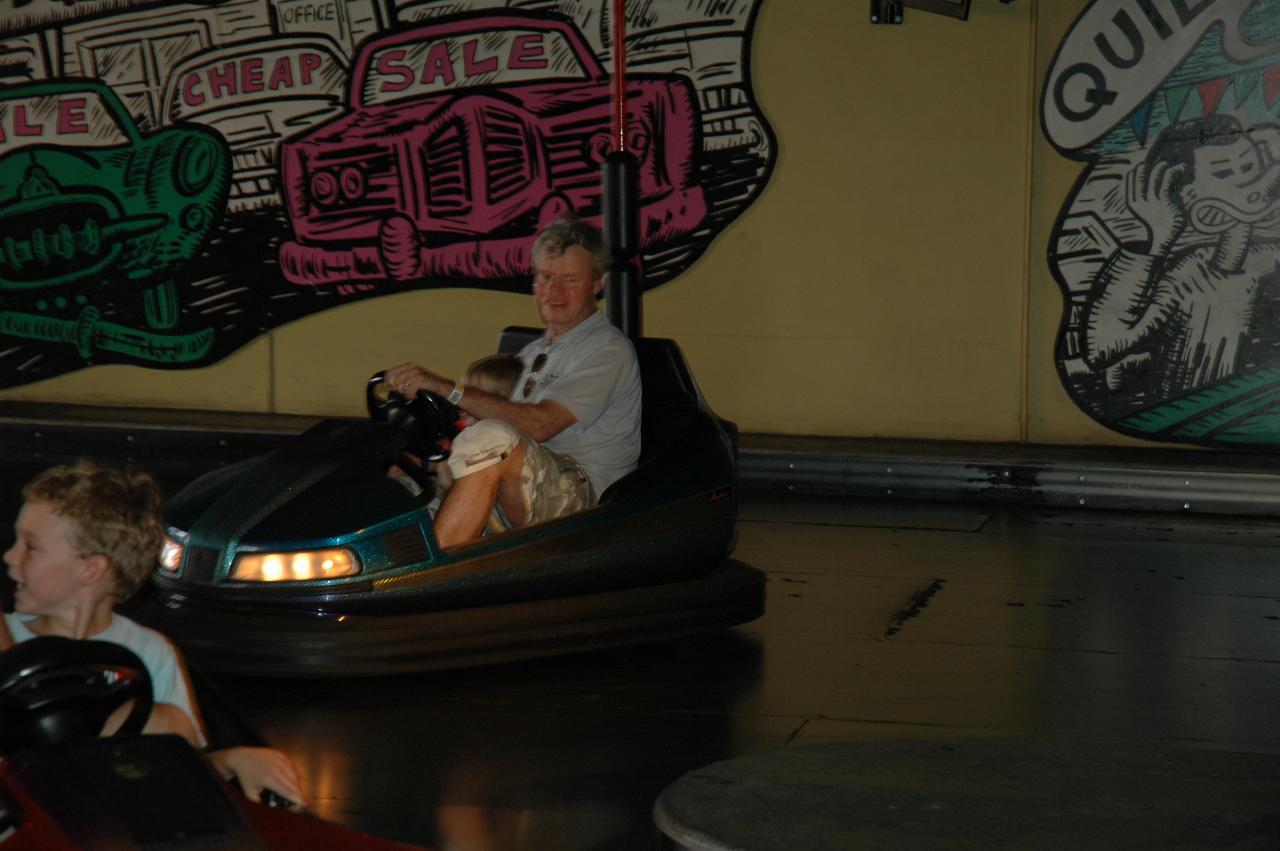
[
  {"xmin": 434, "ymin": 353, "xmax": 526, "ymax": 493},
  {"xmin": 442, "ymin": 352, "xmax": 593, "ymax": 532},
  {"xmin": 396, "ymin": 351, "xmax": 591, "ymax": 534}
]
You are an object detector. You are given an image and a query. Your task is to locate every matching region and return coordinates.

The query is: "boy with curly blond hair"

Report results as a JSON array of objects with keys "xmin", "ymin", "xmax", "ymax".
[
  {"xmin": 2, "ymin": 459, "xmax": 201, "ymax": 744},
  {"xmin": 1, "ymin": 459, "xmax": 304, "ymax": 806}
]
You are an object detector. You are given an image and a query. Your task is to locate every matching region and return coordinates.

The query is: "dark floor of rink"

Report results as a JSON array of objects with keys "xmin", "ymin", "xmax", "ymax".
[
  {"xmin": 206, "ymin": 493, "xmax": 1280, "ymax": 848},
  {"xmin": 6, "ymin": 453, "xmax": 1280, "ymax": 849}
]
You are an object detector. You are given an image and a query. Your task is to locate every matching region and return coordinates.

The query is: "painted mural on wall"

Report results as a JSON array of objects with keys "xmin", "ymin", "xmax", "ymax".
[
  {"xmin": 0, "ymin": 0, "xmax": 774, "ymax": 387},
  {"xmin": 1044, "ymin": 0, "xmax": 1280, "ymax": 447}
]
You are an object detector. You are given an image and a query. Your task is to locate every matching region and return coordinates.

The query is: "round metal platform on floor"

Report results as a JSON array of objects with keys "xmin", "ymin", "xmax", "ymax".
[{"xmin": 653, "ymin": 739, "xmax": 1280, "ymax": 850}]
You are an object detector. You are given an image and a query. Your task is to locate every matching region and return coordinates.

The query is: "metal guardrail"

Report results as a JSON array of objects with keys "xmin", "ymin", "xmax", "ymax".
[
  {"xmin": 5, "ymin": 401, "xmax": 1280, "ymax": 518},
  {"xmin": 739, "ymin": 445, "xmax": 1280, "ymax": 517}
]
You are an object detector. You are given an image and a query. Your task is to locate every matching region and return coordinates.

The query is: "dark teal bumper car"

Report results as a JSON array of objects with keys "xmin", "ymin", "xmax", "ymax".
[{"xmin": 131, "ymin": 330, "xmax": 764, "ymax": 676}]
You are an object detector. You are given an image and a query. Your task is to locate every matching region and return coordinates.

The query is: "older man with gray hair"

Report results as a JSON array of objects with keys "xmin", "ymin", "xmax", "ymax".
[{"xmin": 386, "ymin": 218, "xmax": 642, "ymax": 547}]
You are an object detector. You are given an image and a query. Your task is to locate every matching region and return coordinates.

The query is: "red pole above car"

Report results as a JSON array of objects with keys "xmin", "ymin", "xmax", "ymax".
[{"xmin": 612, "ymin": 0, "xmax": 628, "ymax": 153}]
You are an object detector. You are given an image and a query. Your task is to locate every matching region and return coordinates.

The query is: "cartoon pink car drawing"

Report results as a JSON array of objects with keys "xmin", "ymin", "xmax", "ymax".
[{"xmin": 277, "ymin": 11, "xmax": 707, "ymax": 286}]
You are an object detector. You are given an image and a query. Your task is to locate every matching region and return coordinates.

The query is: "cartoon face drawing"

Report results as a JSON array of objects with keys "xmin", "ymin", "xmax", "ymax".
[
  {"xmin": 276, "ymin": 11, "xmax": 708, "ymax": 287},
  {"xmin": 1192, "ymin": 133, "xmax": 1266, "ymax": 195},
  {"xmin": 1180, "ymin": 127, "xmax": 1280, "ymax": 232}
]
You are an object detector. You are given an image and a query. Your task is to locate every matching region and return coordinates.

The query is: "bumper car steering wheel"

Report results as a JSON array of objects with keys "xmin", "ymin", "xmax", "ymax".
[
  {"xmin": 367, "ymin": 372, "xmax": 462, "ymax": 461},
  {"xmin": 0, "ymin": 636, "xmax": 153, "ymax": 753}
]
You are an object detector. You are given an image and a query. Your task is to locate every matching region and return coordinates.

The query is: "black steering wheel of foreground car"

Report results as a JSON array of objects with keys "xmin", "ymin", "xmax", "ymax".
[
  {"xmin": 366, "ymin": 372, "xmax": 462, "ymax": 461},
  {"xmin": 0, "ymin": 637, "xmax": 153, "ymax": 753}
]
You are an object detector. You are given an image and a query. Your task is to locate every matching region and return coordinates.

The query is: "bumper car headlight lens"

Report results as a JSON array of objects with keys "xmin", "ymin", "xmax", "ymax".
[
  {"xmin": 230, "ymin": 548, "xmax": 360, "ymax": 582},
  {"xmin": 159, "ymin": 533, "xmax": 186, "ymax": 573}
]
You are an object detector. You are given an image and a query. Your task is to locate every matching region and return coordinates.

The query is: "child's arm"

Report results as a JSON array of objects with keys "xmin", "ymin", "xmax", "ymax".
[
  {"xmin": 434, "ymin": 458, "xmax": 454, "ymax": 491},
  {"xmin": 100, "ymin": 700, "xmax": 200, "ymax": 747},
  {"xmin": 142, "ymin": 702, "xmax": 201, "ymax": 745},
  {"xmin": 208, "ymin": 746, "xmax": 306, "ymax": 808},
  {"xmin": 0, "ymin": 615, "xmax": 13, "ymax": 651}
]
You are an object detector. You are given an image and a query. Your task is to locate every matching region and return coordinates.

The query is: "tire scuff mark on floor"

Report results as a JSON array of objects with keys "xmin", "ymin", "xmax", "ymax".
[{"xmin": 884, "ymin": 578, "xmax": 946, "ymax": 638}]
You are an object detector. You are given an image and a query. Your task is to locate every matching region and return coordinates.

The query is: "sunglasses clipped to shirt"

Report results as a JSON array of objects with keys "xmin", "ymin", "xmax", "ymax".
[{"xmin": 522, "ymin": 352, "xmax": 548, "ymax": 398}]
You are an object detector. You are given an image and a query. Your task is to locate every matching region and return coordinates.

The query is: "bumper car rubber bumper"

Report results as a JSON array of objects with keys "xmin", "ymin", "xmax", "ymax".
[{"xmin": 129, "ymin": 558, "xmax": 765, "ymax": 677}]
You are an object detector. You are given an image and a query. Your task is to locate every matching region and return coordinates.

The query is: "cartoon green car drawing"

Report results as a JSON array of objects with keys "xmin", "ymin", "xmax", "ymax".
[{"xmin": 0, "ymin": 79, "xmax": 229, "ymax": 362}]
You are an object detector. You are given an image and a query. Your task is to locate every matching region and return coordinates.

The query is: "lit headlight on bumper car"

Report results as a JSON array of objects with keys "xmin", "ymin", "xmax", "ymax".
[
  {"xmin": 230, "ymin": 548, "xmax": 360, "ymax": 582},
  {"xmin": 159, "ymin": 532, "xmax": 186, "ymax": 573}
]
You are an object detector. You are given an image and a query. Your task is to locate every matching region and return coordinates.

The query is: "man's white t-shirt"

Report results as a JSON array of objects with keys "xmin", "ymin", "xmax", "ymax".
[
  {"xmin": 5, "ymin": 612, "xmax": 206, "ymax": 744},
  {"xmin": 517, "ymin": 310, "xmax": 642, "ymax": 496}
]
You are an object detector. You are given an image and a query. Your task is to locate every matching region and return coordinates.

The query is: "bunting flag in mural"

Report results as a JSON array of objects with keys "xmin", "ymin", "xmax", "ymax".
[
  {"xmin": 1043, "ymin": 0, "xmax": 1280, "ymax": 447},
  {"xmin": 0, "ymin": 0, "xmax": 774, "ymax": 388}
]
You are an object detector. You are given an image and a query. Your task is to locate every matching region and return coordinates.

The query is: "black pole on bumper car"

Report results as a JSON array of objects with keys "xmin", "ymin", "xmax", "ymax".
[
  {"xmin": 603, "ymin": 0, "xmax": 642, "ymax": 340},
  {"xmin": 603, "ymin": 152, "xmax": 641, "ymax": 340}
]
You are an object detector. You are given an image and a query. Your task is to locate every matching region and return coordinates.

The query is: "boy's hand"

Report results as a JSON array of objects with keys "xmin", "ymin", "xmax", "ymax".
[{"xmin": 210, "ymin": 746, "xmax": 307, "ymax": 809}]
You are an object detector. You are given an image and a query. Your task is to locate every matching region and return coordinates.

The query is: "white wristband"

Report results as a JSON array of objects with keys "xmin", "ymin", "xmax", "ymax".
[{"xmin": 447, "ymin": 383, "xmax": 464, "ymax": 405}]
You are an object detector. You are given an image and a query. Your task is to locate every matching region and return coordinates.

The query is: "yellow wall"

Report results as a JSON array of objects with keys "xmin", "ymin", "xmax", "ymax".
[{"xmin": 2, "ymin": 0, "xmax": 1126, "ymax": 446}]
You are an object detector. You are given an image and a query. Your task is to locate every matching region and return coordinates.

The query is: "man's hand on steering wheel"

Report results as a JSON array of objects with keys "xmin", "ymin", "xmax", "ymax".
[
  {"xmin": 384, "ymin": 363, "xmax": 453, "ymax": 400},
  {"xmin": 368, "ymin": 371, "xmax": 464, "ymax": 464}
]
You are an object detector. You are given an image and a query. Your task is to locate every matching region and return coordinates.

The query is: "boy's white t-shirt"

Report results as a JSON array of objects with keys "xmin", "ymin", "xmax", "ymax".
[{"xmin": 4, "ymin": 611, "xmax": 206, "ymax": 745}]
